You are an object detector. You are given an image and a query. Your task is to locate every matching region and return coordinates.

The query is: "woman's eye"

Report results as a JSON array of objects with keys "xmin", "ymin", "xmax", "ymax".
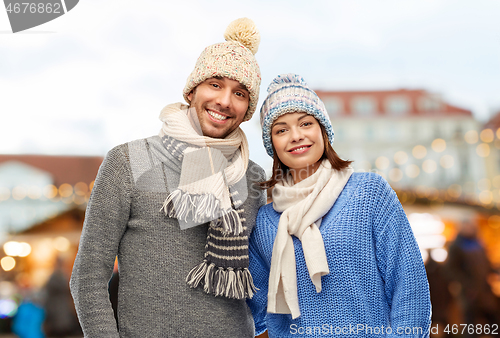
[
  {"xmin": 302, "ymin": 122, "xmax": 312, "ymax": 127},
  {"xmin": 276, "ymin": 129, "xmax": 286, "ymax": 134}
]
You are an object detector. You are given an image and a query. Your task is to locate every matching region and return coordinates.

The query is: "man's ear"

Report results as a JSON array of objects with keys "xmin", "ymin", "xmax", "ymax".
[{"xmin": 187, "ymin": 90, "xmax": 194, "ymax": 102}]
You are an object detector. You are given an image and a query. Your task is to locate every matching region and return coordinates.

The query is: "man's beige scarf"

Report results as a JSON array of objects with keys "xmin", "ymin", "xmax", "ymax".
[
  {"xmin": 159, "ymin": 102, "xmax": 249, "ymax": 235},
  {"xmin": 269, "ymin": 160, "xmax": 353, "ymax": 318},
  {"xmin": 158, "ymin": 103, "xmax": 257, "ymax": 300}
]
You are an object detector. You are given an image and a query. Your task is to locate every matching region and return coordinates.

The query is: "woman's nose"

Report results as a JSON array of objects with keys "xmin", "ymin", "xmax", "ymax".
[{"xmin": 290, "ymin": 127, "xmax": 304, "ymax": 142}]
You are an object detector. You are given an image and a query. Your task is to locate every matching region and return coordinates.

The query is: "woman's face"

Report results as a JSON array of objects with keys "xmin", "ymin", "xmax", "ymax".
[{"xmin": 271, "ymin": 112, "xmax": 324, "ymax": 179}]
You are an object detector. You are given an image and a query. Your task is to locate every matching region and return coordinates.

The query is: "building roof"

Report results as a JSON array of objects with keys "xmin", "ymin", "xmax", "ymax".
[
  {"xmin": 314, "ymin": 89, "xmax": 472, "ymax": 117},
  {"xmin": 485, "ymin": 110, "xmax": 500, "ymax": 130},
  {"xmin": 0, "ymin": 155, "xmax": 103, "ymax": 186}
]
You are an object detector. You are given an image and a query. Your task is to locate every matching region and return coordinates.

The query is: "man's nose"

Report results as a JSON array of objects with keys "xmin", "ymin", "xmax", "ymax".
[{"xmin": 215, "ymin": 88, "xmax": 232, "ymax": 108}]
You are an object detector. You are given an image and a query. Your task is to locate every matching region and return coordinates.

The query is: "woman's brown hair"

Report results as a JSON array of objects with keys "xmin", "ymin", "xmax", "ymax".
[{"xmin": 258, "ymin": 123, "xmax": 353, "ymax": 190}]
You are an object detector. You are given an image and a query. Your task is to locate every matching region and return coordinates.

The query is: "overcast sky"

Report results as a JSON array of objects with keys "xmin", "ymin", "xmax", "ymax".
[{"xmin": 1, "ymin": 0, "xmax": 500, "ymax": 169}]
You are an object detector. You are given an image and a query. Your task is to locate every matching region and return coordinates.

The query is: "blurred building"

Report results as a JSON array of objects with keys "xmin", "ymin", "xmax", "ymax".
[
  {"xmin": 316, "ymin": 89, "xmax": 484, "ymax": 197},
  {"xmin": 0, "ymin": 155, "xmax": 102, "ymax": 289}
]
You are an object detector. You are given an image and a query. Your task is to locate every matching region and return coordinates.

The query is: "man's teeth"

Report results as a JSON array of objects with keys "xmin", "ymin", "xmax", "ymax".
[
  {"xmin": 208, "ymin": 110, "xmax": 228, "ymax": 121},
  {"xmin": 292, "ymin": 146, "xmax": 309, "ymax": 152}
]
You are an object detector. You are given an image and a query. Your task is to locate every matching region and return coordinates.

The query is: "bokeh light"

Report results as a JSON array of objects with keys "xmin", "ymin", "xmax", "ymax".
[
  {"xmin": 27, "ymin": 186, "xmax": 42, "ymax": 199},
  {"xmin": 447, "ymin": 184, "xmax": 462, "ymax": 198},
  {"xmin": 1, "ymin": 257, "xmax": 16, "ymax": 271},
  {"xmin": 375, "ymin": 156, "xmax": 390, "ymax": 170},
  {"xmin": 3, "ymin": 242, "xmax": 21, "ymax": 257},
  {"xmin": 406, "ymin": 164, "xmax": 420, "ymax": 178},
  {"xmin": 488, "ymin": 215, "xmax": 500, "ymax": 229},
  {"xmin": 53, "ymin": 237, "xmax": 70, "ymax": 252},
  {"xmin": 422, "ymin": 159, "xmax": 437, "ymax": 173},
  {"xmin": 478, "ymin": 179, "xmax": 491, "ymax": 191},
  {"xmin": 11, "ymin": 186, "xmax": 27, "ymax": 200},
  {"xmin": 476, "ymin": 143, "xmax": 490, "ymax": 157},
  {"xmin": 43, "ymin": 185, "xmax": 58, "ymax": 199},
  {"xmin": 0, "ymin": 299, "xmax": 18, "ymax": 318},
  {"xmin": 440, "ymin": 155, "xmax": 454, "ymax": 168},
  {"xmin": 389, "ymin": 168, "xmax": 403, "ymax": 182},
  {"xmin": 58, "ymin": 183, "xmax": 73, "ymax": 198},
  {"xmin": 0, "ymin": 187, "xmax": 10, "ymax": 201},
  {"xmin": 464, "ymin": 130, "xmax": 478, "ymax": 144},
  {"xmin": 18, "ymin": 243, "xmax": 32, "ymax": 257},
  {"xmin": 394, "ymin": 151, "xmax": 408, "ymax": 165},
  {"xmin": 412, "ymin": 145, "xmax": 427, "ymax": 159},
  {"xmin": 480, "ymin": 129, "xmax": 494, "ymax": 143},
  {"xmin": 430, "ymin": 248, "xmax": 448, "ymax": 262},
  {"xmin": 74, "ymin": 182, "xmax": 88, "ymax": 196},
  {"xmin": 431, "ymin": 139, "xmax": 446, "ymax": 152},
  {"xmin": 479, "ymin": 191, "xmax": 493, "ymax": 205}
]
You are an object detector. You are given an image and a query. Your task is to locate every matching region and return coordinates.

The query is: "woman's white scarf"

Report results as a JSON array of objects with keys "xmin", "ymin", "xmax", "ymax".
[
  {"xmin": 269, "ymin": 160, "xmax": 353, "ymax": 318},
  {"xmin": 159, "ymin": 102, "xmax": 249, "ymax": 235}
]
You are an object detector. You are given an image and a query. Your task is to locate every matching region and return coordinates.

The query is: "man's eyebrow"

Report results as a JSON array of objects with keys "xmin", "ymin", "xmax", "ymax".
[
  {"xmin": 236, "ymin": 83, "xmax": 249, "ymax": 92},
  {"xmin": 210, "ymin": 76, "xmax": 248, "ymax": 92}
]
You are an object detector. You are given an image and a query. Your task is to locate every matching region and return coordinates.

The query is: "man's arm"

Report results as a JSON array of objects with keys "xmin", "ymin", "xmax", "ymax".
[{"xmin": 70, "ymin": 146, "xmax": 132, "ymax": 337}]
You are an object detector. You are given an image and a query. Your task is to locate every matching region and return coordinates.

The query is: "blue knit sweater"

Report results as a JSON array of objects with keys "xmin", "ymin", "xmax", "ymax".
[{"xmin": 247, "ymin": 172, "xmax": 431, "ymax": 337}]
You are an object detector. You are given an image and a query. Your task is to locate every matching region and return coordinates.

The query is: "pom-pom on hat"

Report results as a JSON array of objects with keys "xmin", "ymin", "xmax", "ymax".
[
  {"xmin": 183, "ymin": 18, "xmax": 261, "ymax": 122},
  {"xmin": 260, "ymin": 74, "xmax": 335, "ymax": 157}
]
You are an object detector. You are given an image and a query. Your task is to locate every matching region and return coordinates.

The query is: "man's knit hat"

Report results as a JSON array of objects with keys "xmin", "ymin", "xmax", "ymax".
[
  {"xmin": 260, "ymin": 74, "xmax": 335, "ymax": 157},
  {"xmin": 183, "ymin": 18, "xmax": 261, "ymax": 122}
]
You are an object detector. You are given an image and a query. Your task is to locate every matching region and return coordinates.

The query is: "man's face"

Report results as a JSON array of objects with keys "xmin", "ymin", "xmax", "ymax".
[{"xmin": 187, "ymin": 77, "xmax": 249, "ymax": 139}]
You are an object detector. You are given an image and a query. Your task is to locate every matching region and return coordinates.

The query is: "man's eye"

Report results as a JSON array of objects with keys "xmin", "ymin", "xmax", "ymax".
[
  {"xmin": 211, "ymin": 83, "xmax": 220, "ymax": 88},
  {"xmin": 235, "ymin": 92, "xmax": 245, "ymax": 97}
]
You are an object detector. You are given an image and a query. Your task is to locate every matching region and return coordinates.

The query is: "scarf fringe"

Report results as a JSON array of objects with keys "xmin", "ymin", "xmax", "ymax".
[
  {"xmin": 161, "ymin": 189, "xmax": 220, "ymax": 223},
  {"xmin": 210, "ymin": 209, "xmax": 243, "ymax": 235},
  {"xmin": 185, "ymin": 261, "xmax": 257, "ymax": 299}
]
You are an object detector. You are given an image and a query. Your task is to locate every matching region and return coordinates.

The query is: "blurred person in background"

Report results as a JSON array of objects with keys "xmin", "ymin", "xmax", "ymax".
[
  {"xmin": 12, "ymin": 289, "xmax": 45, "ymax": 338},
  {"xmin": 43, "ymin": 257, "xmax": 81, "ymax": 337},
  {"xmin": 446, "ymin": 220, "xmax": 499, "ymax": 331},
  {"xmin": 70, "ymin": 18, "xmax": 267, "ymax": 338},
  {"xmin": 425, "ymin": 254, "xmax": 452, "ymax": 337}
]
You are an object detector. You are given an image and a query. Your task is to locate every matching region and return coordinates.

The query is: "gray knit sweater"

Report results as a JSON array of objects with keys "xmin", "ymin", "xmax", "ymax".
[{"xmin": 70, "ymin": 135, "xmax": 266, "ymax": 338}]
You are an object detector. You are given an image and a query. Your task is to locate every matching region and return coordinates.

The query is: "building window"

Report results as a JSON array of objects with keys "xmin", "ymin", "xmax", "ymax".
[
  {"xmin": 352, "ymin": 96, "xmax": 377, "ymax": 116},
  {"xmin": 323, "ymin": 97, "xmax": 343, "ymax": 117},
  {"xmin": 418, "ymin": 95, "xmax": 442, "ymax": 112},
  {"xmin": 366, "ymin": 125, "xmax": 374, "ymax": 141},
  {"xmin": 385, "ymin": 95, "xmax": 410, "ymax": 116}
]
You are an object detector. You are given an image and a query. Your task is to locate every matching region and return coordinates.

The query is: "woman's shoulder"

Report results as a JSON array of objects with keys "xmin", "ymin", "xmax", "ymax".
[
  {"xmin": 257, "ymin": 201, "xmax": 277, "ymax": 217},
  {"xmin": 349, "ymin": 171, "xmax": 392, "ymax": 192}
]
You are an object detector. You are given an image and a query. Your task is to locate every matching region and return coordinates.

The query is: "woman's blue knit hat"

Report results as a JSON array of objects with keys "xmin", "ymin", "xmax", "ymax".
[{"xmin": 260, "ymin": 74, "xmax": 335, "ymax": 157}]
